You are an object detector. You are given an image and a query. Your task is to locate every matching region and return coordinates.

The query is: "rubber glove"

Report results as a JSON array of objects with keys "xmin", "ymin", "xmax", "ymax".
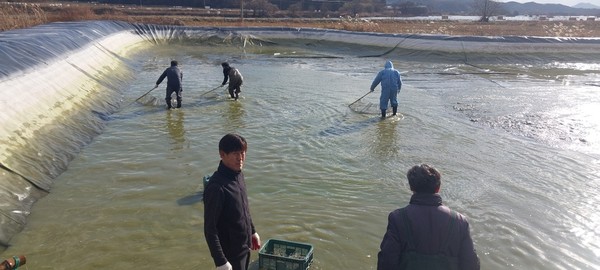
[
  {"xmin": 370, "ymin": 89, "xmax": 375, "ymax": 92},
  {"xmin": 251, "ymin": 233, "xmax": 262, "ymax": 250},
  {"xmin": 216, "ymin": 261, "xmax": 232, "ymax": 270}
]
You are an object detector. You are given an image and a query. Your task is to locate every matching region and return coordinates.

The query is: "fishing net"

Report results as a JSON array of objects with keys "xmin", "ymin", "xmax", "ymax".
[
  {"xmin": 199, "ymin": 89, "xmax": 224, "ymax": 99},
  {"xmin": 199, "ymin": 86, "xmax": 228, "ymax": 99},
  {"xmin": 348, "ymin": 92, "xmax": 382, "ymax": 115},
  {"xmin": 133, "ymin": 92, "xmax": 178, "ymax": 107},
  {"xmin": 136, "ymin": 95, "xmax": 163, "ymax": 106}
]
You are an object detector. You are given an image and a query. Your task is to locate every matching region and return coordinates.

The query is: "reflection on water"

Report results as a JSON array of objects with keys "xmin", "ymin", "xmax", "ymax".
[
  {"xmin": 166, "ymin": 109, "xmax": 186, "ymax": 151},
  {"xmin": 372, "ymin": 116, "xmax": 401, "ymax": 158},
  {"xmin": 1, "ymin": 43, "xmax": 599, "ymax": 270},
  {"xmin": 225, "ymin": 99, "xmax": 245, "ymax": 130}
]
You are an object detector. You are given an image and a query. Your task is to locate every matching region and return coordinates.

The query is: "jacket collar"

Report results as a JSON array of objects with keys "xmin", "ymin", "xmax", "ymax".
[
  {"xmin": 217, "ymin": 161, "xmax": 241, "ymax": 179},
  {"xmin": 409, "ymin": 193, "xmax": 443, "ymax": 206}
]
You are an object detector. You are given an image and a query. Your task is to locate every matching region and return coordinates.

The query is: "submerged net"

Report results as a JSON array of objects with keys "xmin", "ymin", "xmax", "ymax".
[
  {"xmin": 137, "ymin": 95, "xmax": 164, "ymax": 106},
  {"xmin": 349, "ymin": 100, "xmax": 380, "ymax": 114},
  {"xmin": 199, "ymin": 85, "xmax": 228, "ymax": 99},
  {"xmin": 199, "ymin": 89, "xmax": 224, "ymax": 99},
  {"xmin": 348, "ymin": 92, "xmax": 382, "ymax": 114}
]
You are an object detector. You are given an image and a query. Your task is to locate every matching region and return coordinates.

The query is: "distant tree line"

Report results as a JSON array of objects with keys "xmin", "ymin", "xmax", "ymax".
[
  {"xmin": 61, "ymin": 0, "xmax": 383, "ymax": 10},
  {"xmin": 19, "ymin": 0, "xmax": 502, "ymax": 18},
  {"xmin": 21, "ymin": 0, "xmax": 597, "ymax": 18},
  {"xmin": 50, "ymin": 0, "xmax": 444, "ymax": 17}
]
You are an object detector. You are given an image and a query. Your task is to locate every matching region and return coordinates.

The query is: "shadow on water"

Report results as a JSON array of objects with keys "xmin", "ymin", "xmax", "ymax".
[
  {"xmin": 177, "ymin": 190, "xmax": 204, "ymax": 206},
  {"xmin": 319, "ymin": 111, "xmax": 402, "ymax": 137},
  {"xmin": 178, "ymin": 174, "xmax": 209, "ymax": 206}
]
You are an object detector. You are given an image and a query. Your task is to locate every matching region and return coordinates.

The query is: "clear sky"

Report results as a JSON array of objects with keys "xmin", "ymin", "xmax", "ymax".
[{"xmin": 500, "ymin": 0, "xmax": 600, "ymax": 7}]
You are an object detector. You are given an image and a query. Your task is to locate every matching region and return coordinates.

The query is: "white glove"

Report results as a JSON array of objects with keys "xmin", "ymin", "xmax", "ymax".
[
  {"xmin": 251, "ymin": 232, "xmax": 261, "ymax": 250},
  {"xmin": 216, "ymin": 262, "xmax": 232, "ymax": 270}
]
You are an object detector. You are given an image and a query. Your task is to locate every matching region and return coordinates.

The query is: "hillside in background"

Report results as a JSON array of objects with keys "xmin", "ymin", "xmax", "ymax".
[
  {"xmin": 501, "ymin": 1, "xmax": 600, "ymax": 16},
  {"xmin": 397, "ymin": 0, "xmax": 600, "ymax": 16},
  {"xmin": 573, "ymin": 2, "xmax": 600, "ymax": 9}
]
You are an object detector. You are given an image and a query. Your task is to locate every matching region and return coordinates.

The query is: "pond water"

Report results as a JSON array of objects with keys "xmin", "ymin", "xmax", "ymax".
[{"xmin": 1, "ymin": 40, "xmax": 599, "ymax": 269}]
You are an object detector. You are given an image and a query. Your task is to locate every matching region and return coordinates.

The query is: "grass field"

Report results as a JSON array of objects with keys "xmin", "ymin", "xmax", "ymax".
[{"xmin": 1, "ymin": 2, "xmax": 599, "ymax": 37}]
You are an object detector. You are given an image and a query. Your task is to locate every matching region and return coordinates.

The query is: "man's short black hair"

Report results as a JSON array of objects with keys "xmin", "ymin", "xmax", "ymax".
[
  {"xmin": 219, "ymin": 133, "xmax": 247, "ymax": 154},
  {"xmin": 407, "ymin": 164, "xmax": 441, "ymax": 194},
  {"xmin": 171, "ymin": 60, "xmax": 178, "ymax": 66},
  {"xmin": 221, "ymin": 62, "xmax": 229, "ymax": 67}
]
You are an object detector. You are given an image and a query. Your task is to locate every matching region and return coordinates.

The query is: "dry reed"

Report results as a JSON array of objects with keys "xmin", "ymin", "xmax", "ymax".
[{"xmin": 0, "ymin": 3, "xmax": 47, "ymax": 31}]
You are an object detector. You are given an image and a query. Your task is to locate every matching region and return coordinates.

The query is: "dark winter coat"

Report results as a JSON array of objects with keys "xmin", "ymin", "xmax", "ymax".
[
  {"xmin": 203, "ymin": 161, "xmax": 256, "ymax": 267},
  {"xmin": 377, "ymin": 193, "xmax": 480, "ymax": 270},
  {"xmin": 156, "ymin": 65, "xmax": 182, "ymax": 91}
]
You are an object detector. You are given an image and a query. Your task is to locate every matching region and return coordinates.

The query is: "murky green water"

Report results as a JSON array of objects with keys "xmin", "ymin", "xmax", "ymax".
[{"xmin": 2, "ymin": 42, "xmax": 599, "ymax": 269}]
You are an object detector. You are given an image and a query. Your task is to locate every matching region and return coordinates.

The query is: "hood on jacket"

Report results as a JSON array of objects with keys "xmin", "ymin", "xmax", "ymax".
[{"xmin": 384, "ymin": 60, "xmax": 393, "ymax": 69}]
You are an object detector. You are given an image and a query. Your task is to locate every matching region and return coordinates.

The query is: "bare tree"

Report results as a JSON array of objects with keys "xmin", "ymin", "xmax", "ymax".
[
  {"xmin": 339, "ymin": 0, "xmax": 366, "ymax": 17},
  {"xmin": 246, "ymin": 0, "xmax": 278, "ymax": 17},
  {"xmin": 473, "ymin": 0, "xmax": 501, "ymax": 22},
  {"xmin": 288, "ymin": 2, "xmax": 302, "ymax": 17}
]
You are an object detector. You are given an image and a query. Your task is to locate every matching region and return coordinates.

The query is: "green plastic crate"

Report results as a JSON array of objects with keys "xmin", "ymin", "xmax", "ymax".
[{"xmin": 259, "ymin": 239, "xmax": 313, "ymax": 270}]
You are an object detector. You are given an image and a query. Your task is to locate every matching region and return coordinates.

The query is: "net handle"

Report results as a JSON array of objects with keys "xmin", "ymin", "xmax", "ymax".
[{"xmin": 348, "ymin": 91, "xmax": 372, "ymax": 107}]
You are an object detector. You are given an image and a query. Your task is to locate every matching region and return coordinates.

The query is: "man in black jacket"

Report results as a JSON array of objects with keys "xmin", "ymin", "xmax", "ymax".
[
  {"xmin": 155, "ymin": 60, "xmax": 183, "ymax": 109},
  {"xmin": 377, "ymin": 164, "xmax": 480, "ymax": 270},
  {"xmin": 204, "ymin": 134, "xmax": 261, "ymax": 270}
]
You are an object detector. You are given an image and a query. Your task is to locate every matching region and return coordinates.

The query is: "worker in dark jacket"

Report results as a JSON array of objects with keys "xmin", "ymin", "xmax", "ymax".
[
  {"xmin": 377, "ymin": 164, "xmax": 480, "ymax": 270},
  {"xmin": 155, "ymin": 60, "xmax": 183, "ymax": 109},
  {"xmin": 221, "ymin": 62, "xmax": 244, "ymax": 100},
  {"xmin": 204, "ymin": 134, "xmax": 261, "ymax": 270}
]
